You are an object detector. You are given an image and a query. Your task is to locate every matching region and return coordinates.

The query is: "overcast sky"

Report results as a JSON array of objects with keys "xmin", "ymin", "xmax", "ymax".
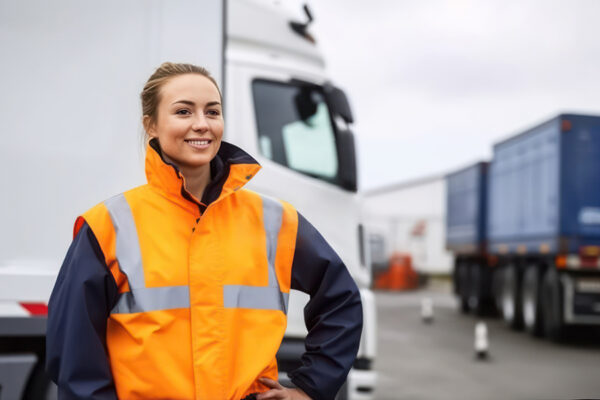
[{"xmin": 307, "ymin": 0, "xmax": 600, "ymax": 190}]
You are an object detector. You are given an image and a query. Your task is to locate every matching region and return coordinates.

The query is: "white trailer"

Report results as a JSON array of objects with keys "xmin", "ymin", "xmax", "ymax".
[
  {"xmin": 363, "ymin": 174, "xmax": 453, "ymax": 275},
  {"xmin": 0, "ymin": 1, "xmax": 376, "ymax": 398}
]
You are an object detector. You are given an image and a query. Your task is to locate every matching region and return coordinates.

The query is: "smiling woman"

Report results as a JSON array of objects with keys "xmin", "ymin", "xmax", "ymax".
[
  {"xmin": 141, "ymin": 65, "xmax": 224, "ymax": 202},
  {"xmin": 45, "ymin": 62, "xmax": 363, "ymax": 400}
]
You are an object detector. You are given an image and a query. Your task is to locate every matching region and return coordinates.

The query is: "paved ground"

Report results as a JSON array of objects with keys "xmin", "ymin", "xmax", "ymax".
[{"xmin": 373, "ymin": 280, "xmax": 600, "ymax": 400}]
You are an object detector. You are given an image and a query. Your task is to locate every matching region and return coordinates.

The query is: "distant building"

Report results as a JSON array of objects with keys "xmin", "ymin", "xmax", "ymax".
[{"xmin": 362, "ymin": 174, "xmax": 453, "ymax": 275}]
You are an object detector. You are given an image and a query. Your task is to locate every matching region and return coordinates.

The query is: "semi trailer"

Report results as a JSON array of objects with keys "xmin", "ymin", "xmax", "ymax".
[
  {"xmin": 447, "ymin": 114, "xmax": 600, "ymax": 341},
  {"xmin": 0, "ymin": 1, "xmax": 377, "ymax": 398}
]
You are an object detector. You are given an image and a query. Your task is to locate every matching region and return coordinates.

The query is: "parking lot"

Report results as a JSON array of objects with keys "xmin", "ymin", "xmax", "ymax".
[{"xmin": 373, "ymin": 281, "xmax": 600, "ymax": 400}]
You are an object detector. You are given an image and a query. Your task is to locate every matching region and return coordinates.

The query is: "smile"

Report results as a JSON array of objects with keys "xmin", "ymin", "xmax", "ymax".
[{"xmin": 184, "ymin": 139, "xmax": 212, "ymax": 149}]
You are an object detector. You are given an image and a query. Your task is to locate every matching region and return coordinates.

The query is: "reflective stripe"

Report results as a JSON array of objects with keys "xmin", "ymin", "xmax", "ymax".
[
  {"xmin": 104, "ymin": 194, "xmax": 190, "ymax": 315},
  {"xmin": 104, "ymin": 194, "xmax": 145, "ymax": 289},
  {"xmin": 223, "ymin": 285, "xmax": 289, "ymax": 311},
  {"xmin": 261, "ymin": 195, "xmax": 283, "ymax": 288},
  {"xmin": 223, "ymin": 195, "xmax": 289, "ymax": 313},
  {"xmin": 111, "ymin": 286, "xmax": 190, "ymax": 314}
]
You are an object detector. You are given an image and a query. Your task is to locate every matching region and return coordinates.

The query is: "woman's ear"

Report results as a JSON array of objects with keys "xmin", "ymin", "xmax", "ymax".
[{"xmin": 143, "ymin": 115, "xmax": 156, "ymax": 138}]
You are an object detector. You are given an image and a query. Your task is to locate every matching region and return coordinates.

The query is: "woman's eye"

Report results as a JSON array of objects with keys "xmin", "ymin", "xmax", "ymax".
[
  {"xmin": 176, "ymin": 109, "xmax": 191, "ymax": 115},
  {"xmin": 207, "ymin": 109, "xmax": 221, "ymax": 116}
]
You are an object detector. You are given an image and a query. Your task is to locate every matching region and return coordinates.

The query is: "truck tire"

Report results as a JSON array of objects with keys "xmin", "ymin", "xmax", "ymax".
[
  {"xmin": 468, "ymin": 263, "xmax": 486, "ymax": 316},
  {"xmin": 492, "ymin": 268, "xmax": 504, "ymax": 315},
  {"xmin": 453, "ymin": 260, "xmax": 460, "ymax": 295},
  {"xmin": 541, "ymin": 268, "xmax": 566, "ymax": 342},
  {"xmin": 458, "ymin": 262, "xmax": 470, "ymax": 313},
  {"xmin": 522, "ymin": 265, "xmax": 544, "ymax": 336},
  {"xmin": 501, "ymin": 264, "xmax": 523, "ymax": 330}
]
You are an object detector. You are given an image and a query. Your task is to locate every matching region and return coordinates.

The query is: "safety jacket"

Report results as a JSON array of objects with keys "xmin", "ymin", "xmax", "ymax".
[{"xmin": 47, "ymin": 139, "xmax": 363, "ymax": 400}]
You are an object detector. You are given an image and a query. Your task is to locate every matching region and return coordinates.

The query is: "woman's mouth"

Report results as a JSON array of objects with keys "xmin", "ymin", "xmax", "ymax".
[{"xmin": 184, "ymin": 139, "xmax": 212, "ymax": 150}]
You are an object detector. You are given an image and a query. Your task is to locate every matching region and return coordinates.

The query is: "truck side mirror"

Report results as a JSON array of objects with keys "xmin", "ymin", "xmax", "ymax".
[
  {"xmin": 294, "ymin": 87, "xmax": 318, "ymax": 122},
  {"xmin": 324, "ymin": 84, "xmax": 354, "ymax": 124},
  {"xmin": 337, "ymin": 129, "xmax": 358, "ymax": 191}
]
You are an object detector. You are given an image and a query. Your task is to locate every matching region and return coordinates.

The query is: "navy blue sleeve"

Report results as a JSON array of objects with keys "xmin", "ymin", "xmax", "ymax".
[
  {"xmin": 288, "ymin": 213, "xmax": 363, "ymax": 400},
  {"xmin": 46, "ymin": 221, "xmax": 119, "ymax": 400}
]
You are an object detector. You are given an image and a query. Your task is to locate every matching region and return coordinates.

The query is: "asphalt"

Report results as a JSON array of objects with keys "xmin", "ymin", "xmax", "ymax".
[{"xmin": 373, "ymin": 280, "xmax": 600, "ymax": 400}]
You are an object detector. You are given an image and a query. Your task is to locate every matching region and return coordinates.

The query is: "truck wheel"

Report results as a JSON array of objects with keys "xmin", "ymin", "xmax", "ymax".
[
  {"xmin": 541, "ymin": 268, "xmax": 566, "ymax": 342},
  {"xmin": 522, "ymin": 265, "xmax": 544, "ymax": 336},
  {"xmin": 491, "ymin": 268, "xmax": 504, "ymax": 315},
  {"xmin": 501, "ymin": 264, "xmax": 523, "ymax": 329},
  {"xmin": 468, "ymin": 264, "xmax": 485, "ymax": 315},
  {"xmin": 453, "ymin": 261, "xmax": 460, "ymax": 295},
  {"xmin": 458, "ymin": 262, "xmax": 470, "ymax": 313}
]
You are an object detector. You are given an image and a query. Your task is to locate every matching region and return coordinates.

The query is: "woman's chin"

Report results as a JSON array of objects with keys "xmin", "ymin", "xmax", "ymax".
[{"xmin": 179, "ymin": 155, "xmax": 214, "ymax": 171}]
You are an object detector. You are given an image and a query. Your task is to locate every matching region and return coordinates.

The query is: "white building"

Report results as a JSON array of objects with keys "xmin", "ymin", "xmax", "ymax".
[{"xmin": 362, "ymin": 174, "xmax": 453, "ymax": 275}]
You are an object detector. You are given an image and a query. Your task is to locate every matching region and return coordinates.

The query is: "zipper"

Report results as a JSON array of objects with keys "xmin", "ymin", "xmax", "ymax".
[
  {"xmin": 174, "ymin": 174, "xmax": 205, "ymax": 233},
  {"xmin": 192, "ymin": 215, "xmax": 200, "ymax": 233}
]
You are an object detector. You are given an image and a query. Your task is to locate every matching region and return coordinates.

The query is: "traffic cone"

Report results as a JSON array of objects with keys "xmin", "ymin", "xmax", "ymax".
[
  {"xmin": 474, "ymin": 321, "xmax": 489, "ymax": 360},
  {"xmin": 421, "ymin": 297, "xmax": 433, "ymax": 323}
]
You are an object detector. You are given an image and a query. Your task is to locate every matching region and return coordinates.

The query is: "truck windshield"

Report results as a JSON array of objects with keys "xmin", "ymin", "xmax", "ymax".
[{"xmin": 252, "ymin": 79, "xmax": 340, "ymax": 184}]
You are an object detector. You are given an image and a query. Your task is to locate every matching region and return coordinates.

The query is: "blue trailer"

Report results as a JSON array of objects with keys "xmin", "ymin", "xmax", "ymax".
[
  {"xmin": 446, "ymin": 162, "xmax": 491, "ymax": 314},
  {"xmin": 446, "ymin": 114, "xmax": 600, "ymax": 340}
]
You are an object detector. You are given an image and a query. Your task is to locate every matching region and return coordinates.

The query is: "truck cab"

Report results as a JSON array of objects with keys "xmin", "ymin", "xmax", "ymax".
[{"xmin": 225, "ymin": 1, "xmax": 376, "ymax": 398}]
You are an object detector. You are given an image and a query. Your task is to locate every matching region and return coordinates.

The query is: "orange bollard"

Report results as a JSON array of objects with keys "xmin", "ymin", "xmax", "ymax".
[
  {"xmin": 387, "ymin": 253, "xmax": 419, "ymax": 290},
  {"xmin": 374, "ymin": 269, "xmax": 390, "ymax": 289}
]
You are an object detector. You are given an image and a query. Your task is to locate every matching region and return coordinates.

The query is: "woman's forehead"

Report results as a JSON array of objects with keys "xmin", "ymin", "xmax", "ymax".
[{"xmin": 161, "ymin": 74, "xmax": 220, "ymax": 103}]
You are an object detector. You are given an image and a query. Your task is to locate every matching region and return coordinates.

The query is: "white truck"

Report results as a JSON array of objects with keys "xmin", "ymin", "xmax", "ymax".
[{"xmin": 0, "ymin": 1, "xmax": 377, "ymax": 399}]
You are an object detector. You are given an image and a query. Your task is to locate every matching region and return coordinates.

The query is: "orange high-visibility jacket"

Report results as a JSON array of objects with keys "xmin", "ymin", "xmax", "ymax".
[{"xmin": 46, "ymin": 139, "xmax": 363, "ymax": 400}]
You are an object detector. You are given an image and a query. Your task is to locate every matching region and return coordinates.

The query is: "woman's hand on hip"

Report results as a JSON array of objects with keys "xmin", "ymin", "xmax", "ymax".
[{"xmin": 256, "ymin": 377, "xmax": 312, "ymax": 400}]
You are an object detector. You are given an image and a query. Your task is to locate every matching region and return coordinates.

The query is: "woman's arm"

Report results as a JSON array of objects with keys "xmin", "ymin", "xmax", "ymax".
[
  {"xmin": 287, "ymin": 212, "xmax": 363, "ymax": 400},
  {"xmin": 46, "ymin": 221, "xmax": 119, "ymax": 399}
]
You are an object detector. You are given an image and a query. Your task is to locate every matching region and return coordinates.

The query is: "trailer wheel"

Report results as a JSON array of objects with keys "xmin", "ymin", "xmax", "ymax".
[
  {"xmin": 492, "ymin": 267, "xmax": 504, "ymax": 315},
  {"xmin": 541, "ymin": 268, "xmax": 566, "ymax": 342},
  {"xmin": 501, "ymin": 264, "xmax": 523, "ymax": 329},
  {"xmin": 468, "ymin": 264, "xmax": 486, "ymax": 315},
  {"xmin": 522, "ymin": 265, "xmax": 544, "ymax": 336},
  {"xmin": 452, "ymin": 260, "xmax": 460, "ymax": 295},
  {"xmin": 458, "ymin": 262, "xmax": 470, "ymax": 313}
]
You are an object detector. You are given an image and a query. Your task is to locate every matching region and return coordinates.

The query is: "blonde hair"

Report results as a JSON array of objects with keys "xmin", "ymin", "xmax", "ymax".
[{"xmin": 140, "ymin": 62, "xmax": 222, "ymax": 142}]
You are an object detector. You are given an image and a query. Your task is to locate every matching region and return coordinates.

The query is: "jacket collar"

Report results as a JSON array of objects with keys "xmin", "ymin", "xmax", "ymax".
[{"xmin": 145, "ymin": 138, "xmax": 261, "ymax": 213}]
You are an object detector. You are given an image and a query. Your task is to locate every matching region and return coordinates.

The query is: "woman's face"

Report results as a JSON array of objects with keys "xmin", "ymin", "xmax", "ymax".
[{"xmin": 145, "ymin": 73, "xmax": 223, "ymax": 172}]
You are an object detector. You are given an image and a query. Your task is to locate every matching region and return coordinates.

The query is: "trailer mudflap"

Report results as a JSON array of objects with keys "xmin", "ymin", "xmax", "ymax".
[{"xmin": 562, "ymin": 275, "xmax": 600, "ymax": 324}]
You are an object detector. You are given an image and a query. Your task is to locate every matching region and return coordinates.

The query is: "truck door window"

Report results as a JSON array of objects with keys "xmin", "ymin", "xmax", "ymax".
[{"xmin": 252, "ymin": 79, "xmax": 339, "ymax": 181}]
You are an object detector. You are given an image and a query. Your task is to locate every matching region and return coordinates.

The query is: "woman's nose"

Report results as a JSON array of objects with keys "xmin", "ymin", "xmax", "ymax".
[{"xmin": 191, "ymin": 114, "xmax": 209, "ymax": 132}]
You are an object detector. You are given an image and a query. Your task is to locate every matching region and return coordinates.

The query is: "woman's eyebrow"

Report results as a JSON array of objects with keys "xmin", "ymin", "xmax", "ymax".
[
  {"xmin": 171, "ymin": 100, "xmax": 221, "ymax": 107},
  {"xmin": 172, "ymin": 100, "xmax": 195, "ymax": 106}
]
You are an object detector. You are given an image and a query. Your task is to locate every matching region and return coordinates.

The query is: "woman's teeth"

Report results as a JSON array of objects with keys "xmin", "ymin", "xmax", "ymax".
[
  {"xmin": 185, "ymin": 139, "xmax": 211, "ymax": 148},
  {"xmin": 187, "ymin": 140, "xmax": 209, "ymax": 145}
]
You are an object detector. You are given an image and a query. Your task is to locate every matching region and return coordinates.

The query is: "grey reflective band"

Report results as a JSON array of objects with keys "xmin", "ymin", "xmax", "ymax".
[
  {"xmin": 111, "ymin": 286, "xmax": 190, "ymax": 314},
  {"xmin": 223, "ymin": 195, "xmax": 289, "ymax": 314},
  {"xmin": 104, "ymin": 194, "xmax": 189, "ymax": 315},
  {"xmin": 104, "ymin": 194, "xmax": 145, "ymax": 289},
  {"xmin": 261, "ymin": 195, "xmax": 283, "ymax": 288},
  {"xmin": 223, "ymin": 285, "xmax": 289, "ymax": 312}
]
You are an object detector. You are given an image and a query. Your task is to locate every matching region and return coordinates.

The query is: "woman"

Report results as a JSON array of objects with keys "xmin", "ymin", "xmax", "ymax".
[{"xmin": 46, "ymin": 62, "xmax": 362, "ymax": 400}]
